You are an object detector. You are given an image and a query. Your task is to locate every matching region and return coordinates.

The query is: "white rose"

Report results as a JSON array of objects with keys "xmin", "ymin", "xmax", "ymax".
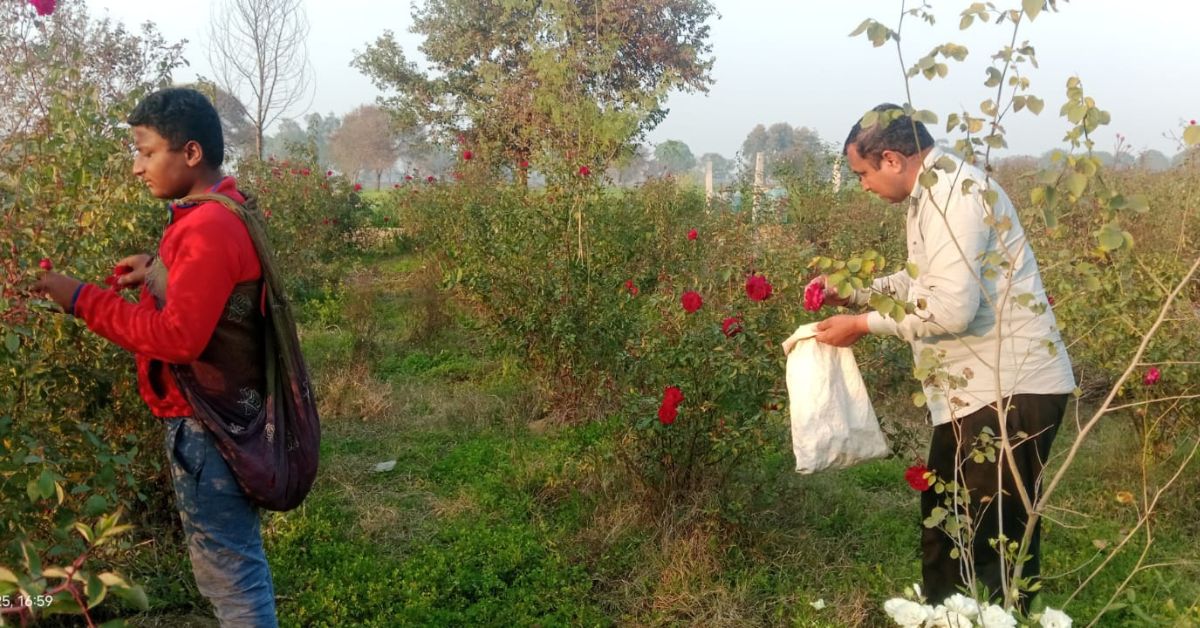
[
  {"xmin": 926, "ymin": 605, "xmax": 973, "ymax": 628},
  {"xmin": 883, "ymin": 598, "xmax": 931, "ymax": 627},
  {"xmin": 978, "ymin": 604, "xmax": 1018, "ymax": 628},
  {"xmin": 943, "ymin": 594, "xmax": 980, "ymax": 619},
  {"xmin": 1039, "ymin": 607, "xmax": 1073, "ymax": 628}
]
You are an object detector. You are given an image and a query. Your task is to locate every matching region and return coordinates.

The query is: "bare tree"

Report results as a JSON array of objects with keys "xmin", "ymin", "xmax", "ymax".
[
  {"xmin": 329, "ymin": 105, "xmax": 400, "ymax": 189},
  {"xmin": 207, "ymin": 0, "xmax": 312, "ymax": 159}
]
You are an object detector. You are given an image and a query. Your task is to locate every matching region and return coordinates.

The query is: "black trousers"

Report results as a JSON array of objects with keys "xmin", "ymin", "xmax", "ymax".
[{"xmin": 921, "ymin": 393, "xmax": 1068, "ymax": 607}]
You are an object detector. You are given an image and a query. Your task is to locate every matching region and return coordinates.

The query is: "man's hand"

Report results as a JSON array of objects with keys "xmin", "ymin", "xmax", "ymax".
[
  {"xmin": 815, "ymin": 314, "xmax": 870, "ymax": 347},
  {"xmin": 114, "ymin": 254, "xmax": 153, "ymax": 288},
  {"xmin": 809, "ymin": 276, "xmax": 854, "ymax": 308},
  {"xmin": 32, "ymin": 271, "xmax": 84, "ymax": 313}
]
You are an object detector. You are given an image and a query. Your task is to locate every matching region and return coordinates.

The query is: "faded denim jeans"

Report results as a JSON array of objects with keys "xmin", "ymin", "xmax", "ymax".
[{"xmin": 166, "ymin": 417, "xmax": 278, "ymax": 627}]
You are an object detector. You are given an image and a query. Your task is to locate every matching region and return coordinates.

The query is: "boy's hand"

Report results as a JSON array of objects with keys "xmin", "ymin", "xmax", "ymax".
[
  {"xmin": 115, "ymin": 254, "xmax": 153, "ymax": 288},
  {"xmin": 812, "ymin": 276, "xmax": 853, "ymax": 307},
  {"xmin": 33, "ymin": 271, "xmax": 83, "ymax": 312}
]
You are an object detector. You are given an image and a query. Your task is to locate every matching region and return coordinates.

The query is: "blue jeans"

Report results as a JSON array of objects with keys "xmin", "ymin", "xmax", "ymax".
[{"xmin": 166, "ymin": 417, "xmax": 278, "ymax": 627}]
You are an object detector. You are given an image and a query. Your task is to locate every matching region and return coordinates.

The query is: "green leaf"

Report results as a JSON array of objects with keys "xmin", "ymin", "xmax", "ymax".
[
  {"xmin": 848, "ymin": 18, "xmax": 872, "ymax": 37},
  {"xmin": 1026, "ymin": 96, "xmax": 1045, "ymax": 115},
  {"xmin": 112, "ymin": 584, "xmax": 149, "ymax": 611},
  {"xmin": 924, "ymin": 507, "xmax": 948, "ymax": 528},
  {"xmin": 4, "ymin": 333, "xmax": 18, "ymax": 354},
  {"xmin": 934, "ymin": 156, "xmax": 958, "ymax": 172},
  {"xmin": 913, "ymin": 109, "xmax": 938, "ymax": 125},
  {"xmin": 912, "ymin": 391, "xmax": 927, "ymax": 407},
  {"xmin": 906, "ymin": 262, "xmax": 920, "ymax": 278},
  {"xmin": 37, "ymin": 468, "xmax": 56, "ymax": 499},
  {"xmin": 1185, "ymin": 125, "xmax": 1200, "ymax": 146},
  {"xmin": 1023, "ymin": 0, "xmax": 1043, "ymax": 20},
  {"xmin": 87, "ymin": 573, "xmax": 107, "ymax": 609},
  {"xmin": 918, "ymin": 169, "xmax": 939, "ymax": 189},
  {"xmin": 1126, "ymin": 194, "xmax": 1149, "ymax": 213},
  {"xmin": 1065, "ymin": 172, "xmax": 1088, "ymax": 199},
  {"xmin": 1097, "ymin": 222, "xmax": 1125, "ymax": 251}
]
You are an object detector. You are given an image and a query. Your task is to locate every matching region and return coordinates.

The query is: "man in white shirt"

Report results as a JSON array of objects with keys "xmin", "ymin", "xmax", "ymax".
[{"xmin": 812, "ymin": 103, "xmax": 1076, "ymax": 607}]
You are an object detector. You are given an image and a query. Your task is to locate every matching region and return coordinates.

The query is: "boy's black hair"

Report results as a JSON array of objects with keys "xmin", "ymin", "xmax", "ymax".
[
  {"xmin": 128, "ymin": 87, "xmax": 225, "ymax": 169},
  {"xmin": 843, "ymin": 102, "xmax": 935, "ymax": 167}
]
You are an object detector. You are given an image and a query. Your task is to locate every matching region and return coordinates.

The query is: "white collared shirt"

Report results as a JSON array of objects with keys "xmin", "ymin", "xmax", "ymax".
[{"xmin": 856, "ymin": 148, "xmax": 1076, "ymax": 425}]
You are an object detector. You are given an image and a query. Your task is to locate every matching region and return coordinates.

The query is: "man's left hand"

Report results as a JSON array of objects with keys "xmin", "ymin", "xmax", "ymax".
[
  {"xmin": 33, "ymin": 272, "xmax": 84, "ymax": 313},
  {"xmin": 815, "ymin": 314, "xmax": 869, "ymax": 347}
]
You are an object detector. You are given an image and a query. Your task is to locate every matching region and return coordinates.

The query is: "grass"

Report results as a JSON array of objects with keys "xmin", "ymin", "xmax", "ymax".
[{"xmin": 124, "ymin": 247, "xmax": 1200, "ymax": 627}]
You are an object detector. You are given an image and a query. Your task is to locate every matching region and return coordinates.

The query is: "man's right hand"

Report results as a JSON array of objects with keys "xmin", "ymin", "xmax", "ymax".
[{"xmin": 115, "ymin": 254, "xmax": 153, "ymax": 288}]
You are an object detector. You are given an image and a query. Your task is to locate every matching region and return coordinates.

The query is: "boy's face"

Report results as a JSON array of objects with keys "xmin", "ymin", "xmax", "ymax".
[{"xmin": 131, "ymin": 125, "xmax": 204, "ymax": 199}]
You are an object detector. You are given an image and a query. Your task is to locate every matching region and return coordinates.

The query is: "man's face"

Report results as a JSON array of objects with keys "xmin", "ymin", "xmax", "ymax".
[
  {"xmin": 846, "ymin": 145, "xmax": 911, "ymax": 204},
  {"xmin": 131, "ymin": 126, "xmax": 200, "ymax": 199}
]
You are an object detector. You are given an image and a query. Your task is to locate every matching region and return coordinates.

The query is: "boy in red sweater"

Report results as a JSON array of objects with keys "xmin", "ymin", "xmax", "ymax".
[{"xmin": 36, "ymin": 88, "xmax": 277, "ymax": 627}]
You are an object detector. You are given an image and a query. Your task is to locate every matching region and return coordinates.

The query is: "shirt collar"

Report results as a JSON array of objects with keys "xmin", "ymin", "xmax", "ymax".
[{"xmin": 169, "ymin": 176, "xmax": 234, "ymax": 220}]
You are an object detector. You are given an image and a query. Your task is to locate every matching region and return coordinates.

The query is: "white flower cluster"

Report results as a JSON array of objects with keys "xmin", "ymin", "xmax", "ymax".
[{"xmin": 883, "ymin": 588, "xmax": 1072, "ymax": 628}]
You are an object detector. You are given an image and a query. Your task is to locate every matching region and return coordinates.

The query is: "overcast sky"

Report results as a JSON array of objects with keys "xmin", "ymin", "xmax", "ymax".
[{"xmin": 90, "ymin": 0, "xmax": 1199, "ymax": 159}]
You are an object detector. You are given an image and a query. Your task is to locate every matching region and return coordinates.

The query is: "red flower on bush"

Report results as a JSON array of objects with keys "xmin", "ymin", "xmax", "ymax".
[
  {"xmin": 353, "ymin": 183, "xmax": 363, "ymax": 191},
  {"xmin": 1192, "ymin": 120, "xmax": 1197, "ymax": 126},
  {"xmin": 624, "ymin": 279, "xmax": 638, "ymax": 296},
  {"xmin": 905, "ymin": 464, "xmax": 932, "ymax": 491},
  {"xmin": 301, "ymin": 168, "xmax": 311, "ymax": 176},
  {"xmin": 29, "ymin": 0, "xmax": 55, "ymax": 16},
  {"xmin": 658, "ymin": 386, "xmax": 684, "ymax": 425},
  {"xmin": 322, "ymin": 218, "xmax": 330, "ymax": 225},
  {"xmin": 462, "ymin": 150, "xmax": 473, "ymax": 161},
  {"xmin": 804, "ymin": 279, "xmax": 826, "ymax": 312},
  {"xmin": 721, "ymin": 316, "xmax": 742, "ymax": 337},
  {"xmin": 687, "ymin": 228, "xmax": 698, "ymax": 241},
  {"xmin": 326, "ymin": 170, "xmax": 333, "ymax": 177},
  {"xmin": 1047, "ymin": 294, "xmax": 1056, "ymax": 307},
  {"xmin": 394, "ymin": 183, "xmax": 401, "ymax": 189},
  {"xmin": 264, "ymin": 210, "xmax": 272, "ymax": 219},
  {"xmin": 1144, "ymin": 367, "xmax": 1162, "ymax": 386},
  {"xmin": 578, "ymin": 165, "xmax": 590, "ymax": 177},
  {"xmin": 427, "ymin": 176, "xmax": 436, "ymax": 183},
  {"xmin": 519, "ymin": 160, "xmax": 530, "ymax": 169},
  {"xmin": 38, "ymin": 258, "xmax": 53, "ymax": 271},
  {"xmin": 681, "ymin": 290, "xmax": 703, "ymax": 313},
  {"xmin": 745, "ymin": 274, "xmax": 773, "ymax": 301},
  {"xmin": 405, "ymin": 175, "xmax": 413, "ymax": 181}
]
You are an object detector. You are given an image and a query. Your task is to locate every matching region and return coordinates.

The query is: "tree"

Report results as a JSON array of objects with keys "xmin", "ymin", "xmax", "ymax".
[
  {"xmin": 740, "ymin": 122, "xmax": 828, "ymax": 180},
  {"xmin": 353, "ymin": 0, "xmax": 716, "ymax": 178},
  {"xmin": 329, "ymin": 105, "xmax": 400, "ymax": 189},
  {"xmin": 1135, "ymin": 149, "xmax": 1170, "ymax": 172},
  {"xmin": 265, "ymin": 112, "xmax": 341, "ymax": 167},
  {"xmin": 697, "ymin": 152, "xmax": 734, "ymax": 185},
  {"xmin": 654, "ymin": 140, "xmax": 697, "ymax": 175},
  {"xmin": 208, "ymin": 0, "xmax": 312, "ymax": 159},
  {"xmin": 191, "ymin": 80, "xmax": 256, "ymax": 159}
]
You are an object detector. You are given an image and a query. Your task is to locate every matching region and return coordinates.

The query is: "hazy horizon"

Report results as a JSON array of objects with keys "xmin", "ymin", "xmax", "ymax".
[{"xmin": 90, "ymin": 0, "xmax": 1199, "ymax": 161}]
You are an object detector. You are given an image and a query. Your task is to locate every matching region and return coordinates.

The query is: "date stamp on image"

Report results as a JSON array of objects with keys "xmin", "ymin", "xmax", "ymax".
[{"xmin": 0, "ymin": 594, "xmax": 55, "ymax": 609}]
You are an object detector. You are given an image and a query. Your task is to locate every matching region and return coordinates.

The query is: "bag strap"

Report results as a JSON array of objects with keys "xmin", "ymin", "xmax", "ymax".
[{"xmin": 178, "ymin": 192, "xmax": 308, "ymax": 392}]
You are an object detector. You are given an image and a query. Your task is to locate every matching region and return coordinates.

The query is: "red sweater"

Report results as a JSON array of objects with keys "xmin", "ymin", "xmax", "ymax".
[{"xmin": 74, "ymin": 177, "xmax": 262, "ymax": 417}]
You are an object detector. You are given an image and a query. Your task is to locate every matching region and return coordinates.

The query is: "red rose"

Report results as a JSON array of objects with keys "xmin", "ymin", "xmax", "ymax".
[
  {"xmin": 687, "ymin": 228, "xmax": 698, "ymax": 241},
  {"xmin": 301, "ymin": 168, "xmax": 311, "ymax": 176},
  {"xmin": 462, "ymin": 150, "xmax": 473, "ymax": 161},
  {"xmin": 322, "ymin": 218, "xmax": 330, "ymax": 225},
  {"xmin": 662, "ymin": 385, "xmax": 684, "ymax": 407},
  {"xmin": 578, "ymin": 165, "xmax": 590, "ymax": 176},
  {"xmin": 427, "ymin": 176, "xmax": 436, "ymax": 183},
  {"xmin": 394, "ymin": 183, "xmax": 401, "ymax": 189},
  {"xmin": 1047, "ymin": 294, "xmax": 1055, "ymax": 307},
  {"xmin": 29, "ymin": 0, "xmax": 55, "ymax": 16},
  {"xmin": 519, "ymin": 160, "xmax": 529, "ymax": 169},
  {"xmin": 405, "ymin": 175, "xmax": 413, "ymax": 181},
  {"xmin": 1192, "ymin": 120, "xmax": 1197, "ymax": 126},
  {"xmin": 657, "ymin": 403, "xmax": 678, "ymax": 425},
  {"xmin": 113, "ymin": 264, "xmax": 132, "ymax": 276},
  {"xmin": 1144, "ymin": 367, "xmax": 1161, "ymax": 386},
  {"xmin": 103, "ymin": 275, "xmax": 118, "ymax": 288},
  {"xmin": 681, "ymin": 290, "xmax": 702, "ymax": 313},
  {"xmin": 905, "ymin": 464, "xmax": 932, "ymax": 491},
  {"xmin": 721, "ymin": 316, "xmax": 742, "ymax": 337},
  {"xmin": 38, "ymin": 258, "xmax": 53, "ymax": 271},
  {"xmin": 326, "ymin": 170, "xmax": 333, "ymax": 177},
  {"xmin": 804, "ymin": 279, "xmax": 826, "ymax": 311},
  {"xmin": 745, "ymin": 274, "xmax": 773, "ymax": 301},
  {"xmin": 624, "ymin": 279, "xmax": 638, "ymax": 296},
  {"xmin": 354, "ymin": 183, "xmax": 363, "ymax": 191},
  {"xmin": 264, "ymin": 210, "xmax": 272, "ymax": 219}
]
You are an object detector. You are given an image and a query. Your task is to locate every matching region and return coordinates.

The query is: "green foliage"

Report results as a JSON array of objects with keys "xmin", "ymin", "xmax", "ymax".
[{"xmin": 353, "ymin": 0, "xmax": 718, "ymax": 174}]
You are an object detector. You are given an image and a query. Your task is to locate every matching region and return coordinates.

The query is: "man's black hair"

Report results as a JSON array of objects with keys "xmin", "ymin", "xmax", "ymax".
[
  {"xmin": 128, "ymin": 87, "xmax": 225, "ymax": 169},
  {"xmin": 843, "ymin": 102, "xmax": 935, "ymax": 167}
]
